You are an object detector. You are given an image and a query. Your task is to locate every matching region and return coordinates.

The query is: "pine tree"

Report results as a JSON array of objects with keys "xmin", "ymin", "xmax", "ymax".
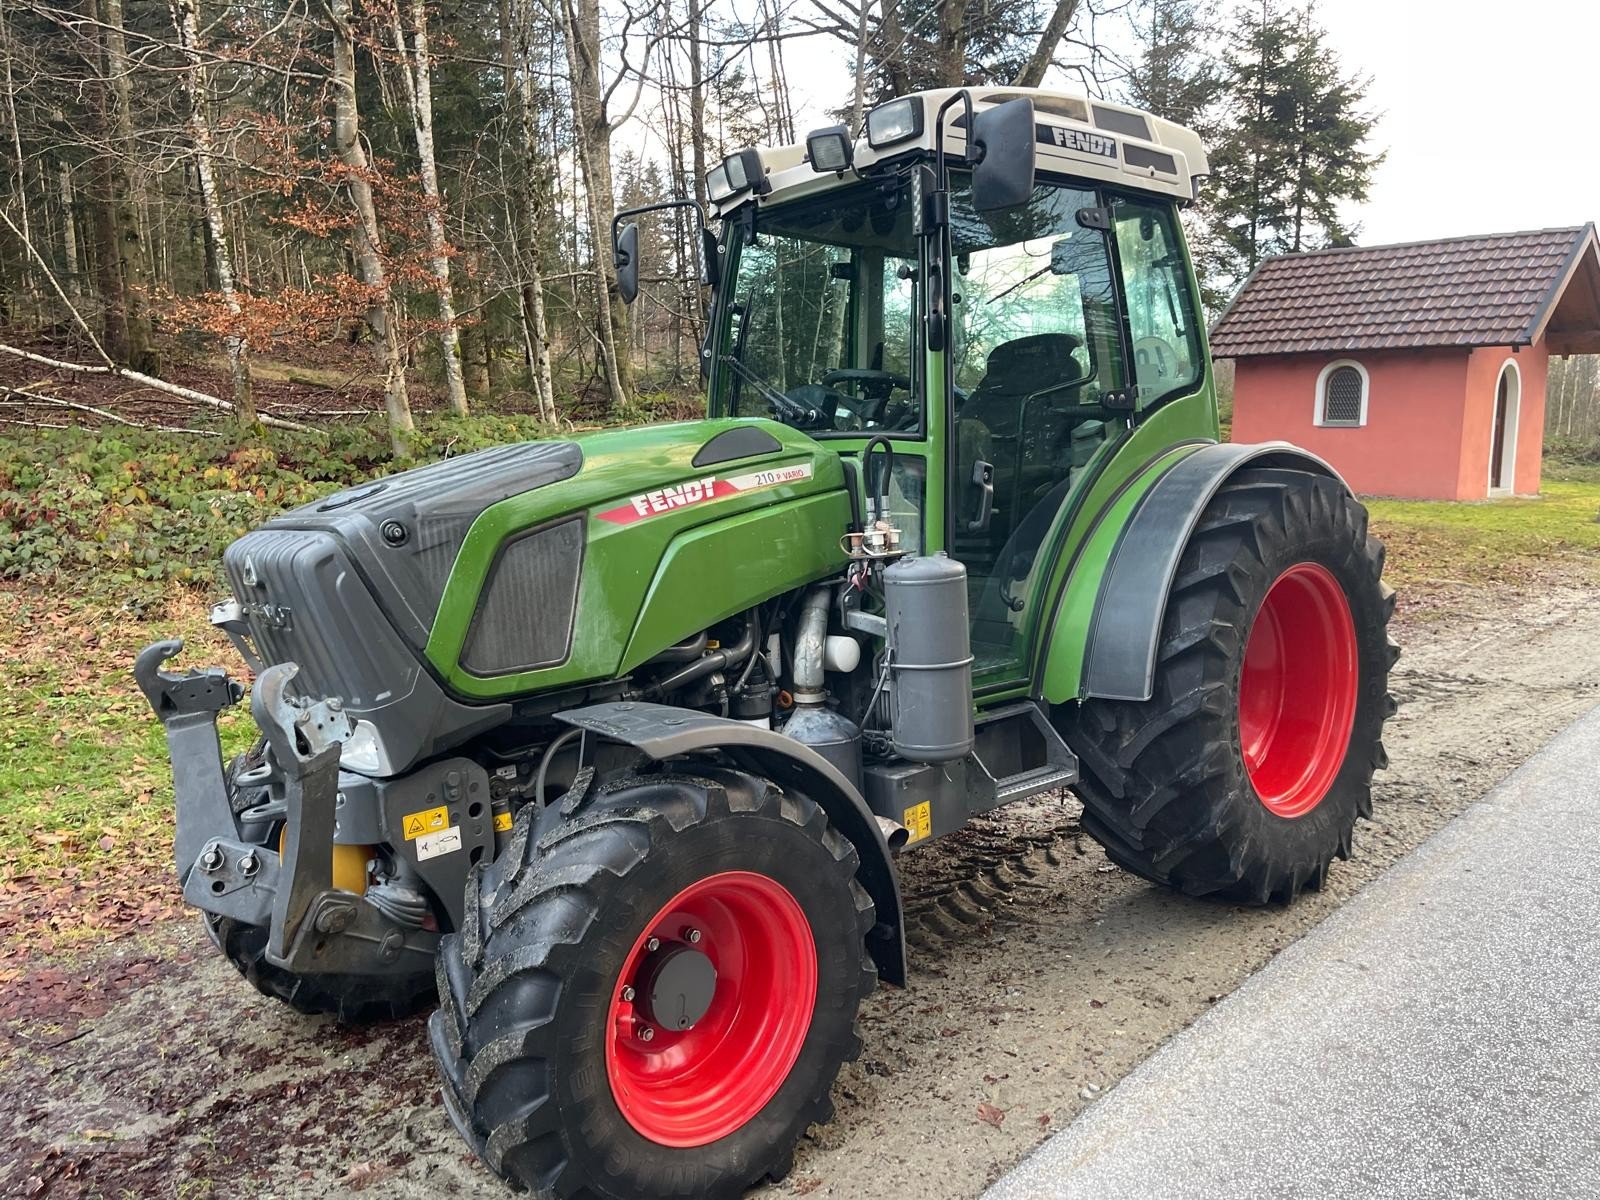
[
  {"xmin": 1125, "ymin": 0, "xmax": 1221, "ymax": 129},
  {"xmin": 1205, "ymin": 1, "xmax": 1381, "ymax": 285}
]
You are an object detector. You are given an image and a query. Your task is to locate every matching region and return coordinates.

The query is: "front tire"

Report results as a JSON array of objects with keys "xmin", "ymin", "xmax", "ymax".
[
  {"xmin": 430, "ymin": 765, "xmax": 875, "ymax": 1199},
  {"xmin": 205, "ymin": 914, "xmax": 436, "ymax": 1023},
  {"xmin": 1063, "ymin": 467, "xmax": 1398, "ymax": 904}
]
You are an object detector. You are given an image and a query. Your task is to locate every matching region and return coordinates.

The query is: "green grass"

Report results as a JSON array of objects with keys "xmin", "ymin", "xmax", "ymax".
[
  {"xmin": 1366, "ymin": 478, "xmax": 1600, "ymax": 593},
  {"xmin": 0, "ymin": 587, "xmax": 254, "ymax": 951}
]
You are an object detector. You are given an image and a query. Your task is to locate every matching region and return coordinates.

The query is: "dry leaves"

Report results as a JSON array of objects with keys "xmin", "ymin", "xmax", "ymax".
[{"xmin": 976, "ymin": 1102, "xmax": 1006, "ymax": 1129}]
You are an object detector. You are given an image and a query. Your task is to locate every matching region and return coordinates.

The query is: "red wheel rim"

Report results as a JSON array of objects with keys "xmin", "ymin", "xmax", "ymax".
[
  {"xmin": 604, "ymin": 870, "xmax": 817, "ymax": 1147},
  {"xmin": 1239, "ymin": 562, "xmax": 1359, "ymax": 818}
]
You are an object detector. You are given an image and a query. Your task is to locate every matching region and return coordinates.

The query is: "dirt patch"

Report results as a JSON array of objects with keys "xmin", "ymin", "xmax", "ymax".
[{"xmin": 5, "ymin": 582, "xmax": 1599, "ymax": 1199}]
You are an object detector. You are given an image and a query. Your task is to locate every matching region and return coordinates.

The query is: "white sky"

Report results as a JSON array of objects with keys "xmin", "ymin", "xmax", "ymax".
[{"xmin": 749, "ymin": 0, "xmax": 1600, "ymax": 247}]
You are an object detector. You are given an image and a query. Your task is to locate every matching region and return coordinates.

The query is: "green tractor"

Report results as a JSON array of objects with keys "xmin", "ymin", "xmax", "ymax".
[{"xmin": 136, "ymin": 86, "xmax": 1395, "ymax": 1198}]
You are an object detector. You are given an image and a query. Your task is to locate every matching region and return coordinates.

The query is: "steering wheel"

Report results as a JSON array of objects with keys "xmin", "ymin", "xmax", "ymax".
[{"xmin": 820, "ymin": 368, "xmax": 913, "ymax": 399}]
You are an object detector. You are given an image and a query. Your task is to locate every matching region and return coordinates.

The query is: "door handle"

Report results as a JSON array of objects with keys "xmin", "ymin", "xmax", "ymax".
[{"xmin": 967, "ymin": 459, "xmax": 994, "ymax": 532}]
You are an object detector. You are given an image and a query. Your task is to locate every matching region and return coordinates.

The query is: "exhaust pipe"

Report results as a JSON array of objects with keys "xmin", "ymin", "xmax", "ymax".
[{"xmin": 875, "ymin": 815, "xmax": 910, "ymax": 852}]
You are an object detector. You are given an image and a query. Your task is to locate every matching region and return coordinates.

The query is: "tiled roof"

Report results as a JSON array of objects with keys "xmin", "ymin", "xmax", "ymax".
[{"xmin": 1209, "ymin": 227, "xmax": 1596, "ymax": 357}]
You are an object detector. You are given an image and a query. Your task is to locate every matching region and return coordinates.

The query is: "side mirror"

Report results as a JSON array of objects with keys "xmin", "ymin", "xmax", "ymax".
[
  {"xmin": 614, "ymin": 222, "xmax": 640, "ymax": 305},
  {"xmin": 970, "ymin": 98, "xmax": 1036, "ymax": 212}
]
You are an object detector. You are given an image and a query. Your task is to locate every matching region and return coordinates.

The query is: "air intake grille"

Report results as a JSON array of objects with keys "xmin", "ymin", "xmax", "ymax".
[{"xmin": 461, "ymin": 518, "xmax": 584, "ymax": 676}]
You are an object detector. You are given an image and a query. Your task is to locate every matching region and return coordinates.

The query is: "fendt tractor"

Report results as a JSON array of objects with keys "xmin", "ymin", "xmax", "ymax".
[{"xmin": 137, "ymin": 87, "xmax": 1396, "ymax": 1198}]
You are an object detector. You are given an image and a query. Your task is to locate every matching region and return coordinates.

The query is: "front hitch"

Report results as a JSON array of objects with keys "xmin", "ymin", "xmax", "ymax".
[{"xmin": 136, "ymin": 642, "xmax": 427, "ymax": 975}]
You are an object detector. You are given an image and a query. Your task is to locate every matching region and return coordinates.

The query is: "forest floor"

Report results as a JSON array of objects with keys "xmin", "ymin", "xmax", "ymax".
[{"xmin": 5, "ymin": 465, "xmax": 1600, "ymax": 1198}]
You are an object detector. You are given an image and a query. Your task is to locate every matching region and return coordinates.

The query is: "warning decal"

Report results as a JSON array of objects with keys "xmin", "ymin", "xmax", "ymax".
[
  {"xmin": 402, "ymin": 804, "xmax": 450, "ymax": 841},
  {"xmin": 595, "ymin": 462, "xmax": 815, "ymax": 525},
  {"xmin": 417, "ymin": 826, "xmax": 463, "ymax": 861},
  {"xmin": 903, "ymin": 801, "xmax": 932, "ymax": 844},
  {"xmin": 493, "ymin": 810, "xmax": 514, "ymax": 833}
]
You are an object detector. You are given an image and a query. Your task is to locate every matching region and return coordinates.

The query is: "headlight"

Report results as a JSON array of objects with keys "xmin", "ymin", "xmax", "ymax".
[
  {"xmin": 340, "ymin": 719, "xmax": 390, "ymax": 775},
  {"xmin": 867, "ymin": 98, "xmax": 923, "ymax": 148},
  {"xmin": 706, "ymin": 161, "xmax": 734, "ymax": 202},
  {"xmin": 806, "ymin": 124, "xmax": 853, "ymax": 172}
]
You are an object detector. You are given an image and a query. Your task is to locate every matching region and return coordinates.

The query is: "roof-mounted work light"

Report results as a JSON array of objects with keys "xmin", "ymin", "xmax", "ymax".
[
  {"xmin": 721, "ymin": 148, "xmax": 769, "ymax": 197},
  {"xmin": 866, "ymin": 97, "xmax": 923, "ymax": 149},
  {"xmin": 705, "ymin": 161, "xmax": 735, "ymax": 202},
  {"xmin": 806, "ymin": 124, "xmax": 853, "ymax": 173}
]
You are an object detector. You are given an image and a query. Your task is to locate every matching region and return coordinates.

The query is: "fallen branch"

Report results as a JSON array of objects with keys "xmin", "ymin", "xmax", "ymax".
[
  {"xmin": 0, "ymin": 343, "xmax": 315, "ymax": 433},
  {"xmin": 0, "ymin": 386, "xmax": 222, "ymax": 437}
]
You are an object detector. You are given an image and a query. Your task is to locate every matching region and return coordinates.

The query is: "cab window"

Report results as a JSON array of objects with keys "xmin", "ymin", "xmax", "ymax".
[{"xmin": 1111, "ymin": 197, "xmax": 1203, "ymax": 408}]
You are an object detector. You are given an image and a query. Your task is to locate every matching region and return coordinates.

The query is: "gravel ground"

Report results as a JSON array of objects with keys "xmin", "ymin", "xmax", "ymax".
[{"xmin": 6, "ymin": 582, "xmax": 1600, "ymax": 1200}]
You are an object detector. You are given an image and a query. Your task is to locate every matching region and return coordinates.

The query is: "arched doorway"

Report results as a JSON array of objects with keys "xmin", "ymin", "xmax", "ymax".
[{"xmin": 1490, "ymin": 360, "xmax": 1521, "ymax": 496}]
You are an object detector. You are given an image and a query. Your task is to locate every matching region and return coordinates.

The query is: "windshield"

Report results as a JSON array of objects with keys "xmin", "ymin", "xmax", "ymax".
[{"xmin": 718, "ymin": 182, "xmax": 920, "ymax": 436}]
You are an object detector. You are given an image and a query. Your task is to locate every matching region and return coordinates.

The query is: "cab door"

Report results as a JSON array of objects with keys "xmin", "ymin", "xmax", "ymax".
[{"xmin": 943, "ymin": 181, "xmax": 1131, "ymax": 679}]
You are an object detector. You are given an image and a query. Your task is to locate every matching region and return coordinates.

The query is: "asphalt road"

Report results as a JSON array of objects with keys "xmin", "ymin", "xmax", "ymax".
[{"xmin": 983, "ymin": 702, "xmax": 1600, "ymax": 1200}]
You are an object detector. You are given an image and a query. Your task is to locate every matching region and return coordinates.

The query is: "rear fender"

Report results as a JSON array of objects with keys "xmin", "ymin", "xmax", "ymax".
[
  {"xmin": 554, "ymin": 701, "xmax": 907, "ymax": 986},
  {"xmin": 1075, "ymin": 442, "xmax": 1347, "ymax": 703}
]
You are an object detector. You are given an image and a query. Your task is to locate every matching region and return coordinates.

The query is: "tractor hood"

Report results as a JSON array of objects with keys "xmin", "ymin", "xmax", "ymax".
[{"xmin": 222, "ymin": 418, "xmax": 852, "ymax": 768}]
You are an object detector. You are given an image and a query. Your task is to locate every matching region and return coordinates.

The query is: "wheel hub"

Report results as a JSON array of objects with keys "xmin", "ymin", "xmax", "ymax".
[
  {"xmin": 604, "ymin": 870, "xmax": 818, "ymax": 1147},
  {"xmin": 635, "ymin": 942, "xmax": 717, "ymax": 1031},
  {"xmin": 1239, "ymin": 561, "xmax": 1359, "ymax": 818}
]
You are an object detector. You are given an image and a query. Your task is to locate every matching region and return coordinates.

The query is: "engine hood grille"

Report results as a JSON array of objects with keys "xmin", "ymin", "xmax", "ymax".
[{"xmin": 240, "ymin": 440, "xmax": 582, "ymax": 651}]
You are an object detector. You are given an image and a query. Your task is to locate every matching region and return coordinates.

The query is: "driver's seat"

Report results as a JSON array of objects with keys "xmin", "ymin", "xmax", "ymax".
[{"xmin": 959, "ymin": 333, "xmax": 1085, "ymax": 437}]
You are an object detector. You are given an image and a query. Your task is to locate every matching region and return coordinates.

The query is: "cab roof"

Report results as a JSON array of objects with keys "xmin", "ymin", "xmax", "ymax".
[{"xmin": 707, "ymin": 87, "xmax": 1210, "ymax": 220}]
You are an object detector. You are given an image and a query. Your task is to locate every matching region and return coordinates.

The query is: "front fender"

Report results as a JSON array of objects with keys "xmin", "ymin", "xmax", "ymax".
[{"xmin": 554, "ymin": 701, "xmax": 907, "ymax": 986}]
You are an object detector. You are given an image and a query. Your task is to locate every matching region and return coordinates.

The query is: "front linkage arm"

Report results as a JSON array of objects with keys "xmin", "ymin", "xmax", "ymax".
[{"xmin": 134, "ymin": 639, "xmax": 245, "ymax": 884}]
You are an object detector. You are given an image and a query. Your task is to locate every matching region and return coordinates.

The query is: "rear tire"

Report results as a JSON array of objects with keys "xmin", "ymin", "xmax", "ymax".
[
  {"xmin": 429, "ymin": 765, "xmax": 876, "ymax": 1199},
  {"xmin": 1063, "ymin": 467, "xmax": 1398, "ymax": 904}
]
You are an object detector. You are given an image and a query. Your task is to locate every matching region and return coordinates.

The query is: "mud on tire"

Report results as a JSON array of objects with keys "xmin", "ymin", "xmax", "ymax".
[
  {"xmin": 429, "ymin": 764, "xmax": 877, "ymax": 1199},
  {"xmin": 1062, "ymin": 467, "xmax": 1399, "ymax": 904}
]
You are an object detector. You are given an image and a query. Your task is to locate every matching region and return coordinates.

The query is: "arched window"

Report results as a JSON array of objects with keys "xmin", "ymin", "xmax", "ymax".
[{"xmin": 1315, "ymin": 360, "xmax": 1369, "ymax": 427}]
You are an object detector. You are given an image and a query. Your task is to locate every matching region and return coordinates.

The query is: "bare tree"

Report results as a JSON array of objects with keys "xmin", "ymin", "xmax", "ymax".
[
  {"xmin": 392, "ymin": 0, "xmax": 470, "ymax": 416},
  {"xmin": 325, "ymin": 0, "xmax": 414, "ymax": 452},
  {"xmin": 171, "ymin": 0, "xmax": 255, "ymax": 427}
]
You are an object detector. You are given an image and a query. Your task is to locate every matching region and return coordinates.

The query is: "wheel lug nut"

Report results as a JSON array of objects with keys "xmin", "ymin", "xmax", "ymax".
[
  {"xmin": 646, "ymin": 936, "xmax": 660, "ymax": 952},
  {"xmin": 684, "ymin": 927, "xmax": 702, "ymax": 945},
  {"xmin": 637, "ymin": 1024, "xmax": 655, "ymax": 1042},
  {"xmin": 621, "ymin": 985, "xmax": 635, "ymax": 1002}
]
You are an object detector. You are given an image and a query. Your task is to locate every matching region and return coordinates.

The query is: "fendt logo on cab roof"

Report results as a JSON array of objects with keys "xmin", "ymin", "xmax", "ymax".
[
  {"xmin": 596, "ymin": 463, "xmax": 814, "ymax": 525},
  {"xmin": 1041, "ymin": 126, "xmax": 1118, "ymax": 160}
]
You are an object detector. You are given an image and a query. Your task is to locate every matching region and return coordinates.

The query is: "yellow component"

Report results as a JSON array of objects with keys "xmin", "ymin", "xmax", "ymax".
[
  {"xmin": 493, "ymin": 810, "xmax": 514, "ymax": 833},
  {"xmin": 902, "ymin": 801, "xmax": 932, "ymax": 844},
  {"xmin": 278, "ymin": 829, "xmax": 370, "ymax": 895},
  {"xmin": 401, "ymin": 804, "xmax": 450, "ymax": 841}
]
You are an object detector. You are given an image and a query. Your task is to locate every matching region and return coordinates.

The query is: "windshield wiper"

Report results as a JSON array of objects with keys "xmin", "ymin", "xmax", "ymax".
[{"xmin": 720, "ymin": 356, "xmax": 818, "ymax": 425}]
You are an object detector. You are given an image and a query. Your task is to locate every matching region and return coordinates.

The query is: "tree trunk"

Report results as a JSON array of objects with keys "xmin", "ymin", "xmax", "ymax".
[
  {"xmin": 502, "ymin": 0, "xmax": 557, "ymax": 422},
  {"xmin": 327, "ymin": 0, "xmax": 414, "ymax": 453},
  {"xmin": 560, "ymin": 0, "xmax": 631, "ymax": 407},
  {"xmin": 1013, "ymin": 0, "xmax": 1080, "ymax": 87},
  {"xmin": 1, "ymin": 2, "xmax": 35, "ymax": 302},
  {"xmin": 99, "ymin": 0, "xmax": 159, "ymax": 371},
  {"xmin": 172, "ymin": 0, "xmax": 255, "ymax": 427},
  {"xmin": 394, "ymin": 0, "xmax": 469, "ymax": 415},
  {"xmin": 57, "ymin": 159, "xmax": 79, "ymax": 295}
]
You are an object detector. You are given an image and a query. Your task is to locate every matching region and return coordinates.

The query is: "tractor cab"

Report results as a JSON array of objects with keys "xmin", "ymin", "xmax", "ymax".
[{"xmin": 616, "ymin": 87, "xmax": 1215, "ymax": 686}]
